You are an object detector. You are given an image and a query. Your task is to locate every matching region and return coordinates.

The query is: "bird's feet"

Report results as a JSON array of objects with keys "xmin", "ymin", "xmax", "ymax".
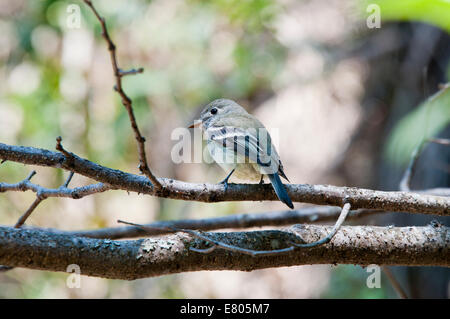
[{"xmin": 259, "ymin": 175, "xmax": 265, "ymax": 185}]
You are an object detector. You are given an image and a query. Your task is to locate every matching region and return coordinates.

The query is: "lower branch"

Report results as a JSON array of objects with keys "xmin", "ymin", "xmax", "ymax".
[{"xmin": 0, "ymin": 224, "xmax": 448, "ymax": 280}]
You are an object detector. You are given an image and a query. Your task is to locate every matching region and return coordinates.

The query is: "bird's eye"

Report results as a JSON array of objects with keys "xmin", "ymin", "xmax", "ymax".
[{"xmin": 210, "ymin": 108, "xmax": 218, "ymax": 115}]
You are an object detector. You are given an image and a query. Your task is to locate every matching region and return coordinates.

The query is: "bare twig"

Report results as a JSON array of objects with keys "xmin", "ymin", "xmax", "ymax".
[
  {"xmin": 292, "ymin": 202, "xmax": 351, "ymax": 248},
  {"xmin": 15, "ymin": 173, "xmax": 73, "ymax": 228},
  {"xmin": 400, "ymin": 140, "xmax": 425, "ymax": 192},
  {"xmin": 25, "ymin": 170, "xmax": 37, "ymax": 181},
  {"xmin": 12, "ymin": 169, "xmax": 84, "ymax": 228},
  {"xmin": 55, "ymin": 136, "xmax": 72, "ymax": 159},
  {"xmin": 400, "ymin": 138, "xmax": 450, "ymax": 195},
  {"xmin": 118, "ymin": 203, "xmax": 351, "ymax": 256},
  {"xmin": 36, "ymin": 206, "xmax": 382, "ymax": 240},
  {"xmin": 185, "ymin": 228, "xmax": 297, "ymax": 256},
  {"xmin": 14, "ymin": 197, "xmax": 43, "ymax": 228},
  {"xmin": 63, "ymin": 171, "xmax": 75, "ymax": 188},
  {"xmin": 187, "ymin": 203, "xmax": 352, "ymax": 255},
  {"xmin": 12, "ymin": 171, "xmax": 40, "ymax": 228},
  {"xmin": 118, "ymin": 68, "xmax": 144, "ymax": 77},
  {"xmin": 117, "ymin": 219, "xmax": 297, "ymax": 256},
  {"xmin": 83, "ymin": 0, "xmax": 161, "ymax": 190},
  {"xmin": 0, "ymin": 174, "xmax": 111, "ymax": 200}
]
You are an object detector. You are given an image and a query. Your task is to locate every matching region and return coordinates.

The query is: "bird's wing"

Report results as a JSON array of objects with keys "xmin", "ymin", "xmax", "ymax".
[{"xmin": 206, "ymin": 125, "xmax": 279, "ymax": 175}]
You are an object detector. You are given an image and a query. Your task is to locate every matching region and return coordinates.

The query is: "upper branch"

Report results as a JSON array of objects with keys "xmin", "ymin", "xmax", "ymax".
[
  {"xmin": 0, "ymin": 224, "xmax": 448, "ymax": 280},
  {"xmin": 1, "ymin": 143, "xmax": 449, "ymax": 215},
  {"xmin": 83, "ymin": 0, "xmax": 161, "ymax": 189}
]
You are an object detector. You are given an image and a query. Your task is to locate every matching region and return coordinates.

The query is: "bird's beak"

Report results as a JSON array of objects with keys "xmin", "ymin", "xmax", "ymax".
[{"xmin": 188, "ymin": 120, "xmax": 202, "ymax": 129}]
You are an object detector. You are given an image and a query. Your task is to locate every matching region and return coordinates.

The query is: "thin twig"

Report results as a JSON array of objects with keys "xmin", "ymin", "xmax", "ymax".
[
  {"xmin": 13, "ymin": 170, "xmax": 40, "ymax": 228},
  {"xmin": 25, "ymin": 170, "xmax": 37, "ymax": 181},
  {"xmin": 83, "ymin": 0, "xmax": 161, "ymax": 190},
  {"xmin": 118, "ymin": 68, "xmax": 144, "ymax": 77},
  {"xmin": 13, "ymin": 170, "xmax": 82, "ymax": 228},
  {"xmin": 63, "ymin": 171, "xmax": 75, "ymax": 188},
  {"xmin": 0, "ymin": 176, "xmax": 111, "ymax": 199},
  {"xmin": 55, "ymin": 136, "xmax": 73, "ymax": 159},
  {"xmin": 400, "ymin": 138, "xmax": 450, "ymax": 195},
  {"xmin": 14, "ymin": 197, "xmax": 43, "ymax": 228},
  {"xmin": 117, "ymin": 203, "xmax": 351, "ymax": 256},
  {"xmin": 184, "ymin": 228, "xmax": 297, "ymax": 256},
  {"xmin": 292, "ymin": 202, "xmax": 351, "ymax": 248},
  {"xmin": 38, "ymin": 206, "xmax": 382, "ymax": 240},
  {"xmin": 400, "ymin": 140, "xmax": 425, "ymax": 192},
  {"xmin": 185, "ymin": 203, "xmax": 351, "ymax": 255},
  {"xmin": 117, "ymin": 219, "xmax": 297, "ymax": 256}
]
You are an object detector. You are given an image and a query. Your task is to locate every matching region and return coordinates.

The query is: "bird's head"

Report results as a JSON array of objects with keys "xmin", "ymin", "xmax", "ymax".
[{"xmin": 188, "ymin": 99, "xmax": 246, "ymax": 130}]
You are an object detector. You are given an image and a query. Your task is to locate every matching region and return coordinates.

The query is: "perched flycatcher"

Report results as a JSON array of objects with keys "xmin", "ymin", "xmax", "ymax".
[{"xmin": 189, "ymin": 99, "xmax": 294, "ymax": 209}]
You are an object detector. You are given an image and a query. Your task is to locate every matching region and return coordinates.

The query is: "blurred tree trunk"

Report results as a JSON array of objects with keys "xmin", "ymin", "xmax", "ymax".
[{"xmin": 333, "ymin": 22, "xmax": 450, "ymax": 298}]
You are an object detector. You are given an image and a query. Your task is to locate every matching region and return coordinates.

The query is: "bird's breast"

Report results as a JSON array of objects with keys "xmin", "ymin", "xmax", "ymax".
[{"xmin": 206, "ymin": 142, "xmax": 261, "ymax": 182}]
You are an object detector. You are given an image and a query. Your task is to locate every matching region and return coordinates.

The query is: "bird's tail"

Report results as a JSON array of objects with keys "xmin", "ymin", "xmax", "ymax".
[{"xmin": 268, "ymin": 173, "xmax": 294, "ymax": 209}]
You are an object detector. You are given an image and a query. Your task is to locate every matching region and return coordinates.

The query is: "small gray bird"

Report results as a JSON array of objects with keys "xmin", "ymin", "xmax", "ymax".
[{"xmin": 189, "ymin": 99, "xmax": 294, "ymax": 209}]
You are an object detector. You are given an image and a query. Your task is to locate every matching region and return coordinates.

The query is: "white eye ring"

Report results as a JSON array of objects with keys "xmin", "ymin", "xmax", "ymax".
[{"xmin": 210, "ymin": 108, "xmax": 218, "ymax": 115}]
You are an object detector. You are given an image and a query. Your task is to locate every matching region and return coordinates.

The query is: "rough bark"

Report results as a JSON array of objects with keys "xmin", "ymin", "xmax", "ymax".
[
  {"xmin": 1, "ymin": 143, "xmax": 449, "ymax": 215},
  {"xmin": 0, "ymin": 224, "xmax": 448, "ymax": 280}
]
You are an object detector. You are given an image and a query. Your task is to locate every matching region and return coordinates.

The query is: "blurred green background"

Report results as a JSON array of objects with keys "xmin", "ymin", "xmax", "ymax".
[{"xmin": 0, "ymin": 0, "xmax": 449, "ymax": 298}]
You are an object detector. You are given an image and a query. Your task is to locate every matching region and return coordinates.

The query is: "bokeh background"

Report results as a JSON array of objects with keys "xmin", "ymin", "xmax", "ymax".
[{"xmin": 0, "ymin": 0, "xmax": 449, "ymax": 298}]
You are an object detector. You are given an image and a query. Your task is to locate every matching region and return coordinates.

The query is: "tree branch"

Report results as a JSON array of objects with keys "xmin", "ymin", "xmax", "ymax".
[
  {"xmin": 0, "ymin": 224, "xmax": 447, "ymax": 280},
  {"xmin": 33, "ymin": 206, "xmax": 383, "ymax": 240},
  {"xmin": 11, "ymin": 170, "xmax": 84, "ymax": 228},
  {"xmin": 83, "ymin": 0, "xmax": 161, "ymax": 189},
  {"xmin": 400, "ymin": 138, "xmax": 450, "ymax": 196},
  {"xmin": 0, "ymin": 173, "xmax": 111, "ymax": 200},
  {"xmin": 1, "ymin": 143, "xmax": 449, "ymax": 215}
]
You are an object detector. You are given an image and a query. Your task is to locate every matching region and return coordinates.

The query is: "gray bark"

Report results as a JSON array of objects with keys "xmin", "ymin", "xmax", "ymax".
[
  {"xmin": 0, "ymin": 224, "xmax": 448, "ymax": 280},
  {"xmin": 1, "ymin": 143, "xmax": 449, "ymax": 215}
]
